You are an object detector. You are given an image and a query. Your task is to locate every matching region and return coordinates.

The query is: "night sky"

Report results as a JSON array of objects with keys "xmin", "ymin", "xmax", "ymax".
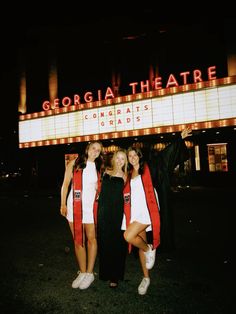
[{"xmin": 0, "ymin": 6, "xmax": 236, "ymax": 170}]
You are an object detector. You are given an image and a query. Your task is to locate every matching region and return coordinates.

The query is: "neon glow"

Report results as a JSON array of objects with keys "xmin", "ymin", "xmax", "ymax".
[
  {"xmin": 41, "ymin": 66, "xmax": 217, "ymax": 111},
  {"xmin": 18, "ymin": 78, "xmax": 236, "ymax": 148}
]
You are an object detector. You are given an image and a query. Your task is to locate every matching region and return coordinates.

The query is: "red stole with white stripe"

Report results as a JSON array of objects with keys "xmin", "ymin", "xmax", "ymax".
[
  {"xmin": 73, "ymin": 168, "xmax": 101, "ymax": 246},
  {"xmin": 123, "ymin": 164, "xmax": 161, "ymax": 251}
]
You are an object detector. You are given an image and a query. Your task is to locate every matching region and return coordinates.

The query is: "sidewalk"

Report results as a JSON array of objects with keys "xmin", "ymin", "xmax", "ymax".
[{"xmin": 0, "ymin": 185, "xmax": 233, "ymax": 313}]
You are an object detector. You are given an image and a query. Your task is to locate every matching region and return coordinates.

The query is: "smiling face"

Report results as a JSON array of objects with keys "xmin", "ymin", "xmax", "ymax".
[
  {"xmin": 114, "ymin": 151, "xmax": 127, "ymax": 169},
  {"xmin": 127, "ymin": 149, "xmax": 140, "ymax": 168},
  {"xmin": 87, "ymin": 142, "xmax": 102, "ymax": 161}
]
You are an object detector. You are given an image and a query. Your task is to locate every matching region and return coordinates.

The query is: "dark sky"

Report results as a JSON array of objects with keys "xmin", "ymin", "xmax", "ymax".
[
  {"xmin": 0, "ymin": 7, "xmax": 236, "ymax": 135},
  {"xmin": 0, "ymin": 5, "xmax": 236, "ymax": 171}
]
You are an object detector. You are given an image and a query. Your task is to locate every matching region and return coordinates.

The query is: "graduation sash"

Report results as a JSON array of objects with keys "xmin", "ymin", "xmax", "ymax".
[
  {"xmin": 123, "ymin": 164, "xmax": 160, "ymax": 252},
  {"xmin": 73, "ymin": 168, "xmax": 101, "ymax": 246}
]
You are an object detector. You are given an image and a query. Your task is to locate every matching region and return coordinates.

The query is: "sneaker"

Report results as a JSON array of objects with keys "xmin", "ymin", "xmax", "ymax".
[
  {"xmin": 144, "ymin": 244, "xmax": 156, "ymax": 270},
  {"xmin": 138, "ymin": 277, "xmax": 150, "ymax": 295},
  {"xmin": 79, "ymin": 273, "xmax": 95, "ymax": 290},
  {"xmin": 72, "ymin": 271, "xmax": 86, "ymax": 289}
]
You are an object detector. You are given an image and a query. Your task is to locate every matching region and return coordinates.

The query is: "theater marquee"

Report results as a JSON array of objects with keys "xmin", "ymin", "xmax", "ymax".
[{"xmin": 18, "ymin": 76, "xmax": 236, "ymax": 148}]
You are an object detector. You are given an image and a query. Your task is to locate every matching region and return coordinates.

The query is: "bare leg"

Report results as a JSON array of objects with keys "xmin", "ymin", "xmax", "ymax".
[
  {"xmin": 124, "ymin": 223, "xmax": 151, "ymax": 295},
  {"xmin": 84, "ymin": 223, "xmax": 97, "ymax": 273},
  {"xmin": 69, "ymin": 221, "xmax": 87, "ymax": 272},
  {"xmin": 138, "ymin": 230, "xmax": 149, "ymax": 278},
  {"xmin": 123, "ymin": 221, "xmax": 149, "ymax": 252}
]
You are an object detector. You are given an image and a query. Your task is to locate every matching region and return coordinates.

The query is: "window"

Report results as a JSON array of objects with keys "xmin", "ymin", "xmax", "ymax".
[{"xmin": 207, "ymin": 143, "xmax": 228, "ymax": 172}]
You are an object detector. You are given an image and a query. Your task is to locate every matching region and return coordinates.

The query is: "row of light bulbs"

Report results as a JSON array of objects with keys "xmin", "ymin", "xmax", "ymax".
[{"xmin": 103, "ymin": 141, "xmax": 193, "ymax": 153}]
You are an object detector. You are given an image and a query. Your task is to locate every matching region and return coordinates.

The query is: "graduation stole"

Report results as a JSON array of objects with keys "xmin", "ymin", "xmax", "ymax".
[
  {"xmin": 73, "ymin": 168, "xmax": 101, "ymax": 246},
  {"xmin": 123, "ymin": 163, "xmax": 161, "ymax": 251},
  {"xmin": 123, "ymin": 179, "xmax": 132, "ymax": 253}
]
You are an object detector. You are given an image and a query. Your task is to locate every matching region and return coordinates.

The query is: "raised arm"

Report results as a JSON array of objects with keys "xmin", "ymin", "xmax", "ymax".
[
  {"xmin": 181, "ymin": 127, "xmax": 192, "ymax": 140},
  {"xmin": 148, "ymin": 127, "xmax": 192, "ymax": 180},
  {"xmin": 163, "ymin": 127, "xmax": 192, "ymax": 172}
]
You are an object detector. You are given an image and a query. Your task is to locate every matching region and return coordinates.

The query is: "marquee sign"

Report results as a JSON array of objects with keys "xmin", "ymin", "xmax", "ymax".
[
  {"xmin": 41, "ymin": 66, "xmax": 217, "ymax": 111},
  {"xmin": 18, "ymin": 75, "xmax": 236, "ymax": 148}
]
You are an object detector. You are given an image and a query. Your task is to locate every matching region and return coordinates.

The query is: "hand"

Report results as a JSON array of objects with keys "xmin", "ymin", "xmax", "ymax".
[
  {"xmin": 181, "ymin": 127, "xmax": 192, "ymax": 139},
  {"xmin": 60, "ymin": 205, "xmax": 67, "ymax": 217}
]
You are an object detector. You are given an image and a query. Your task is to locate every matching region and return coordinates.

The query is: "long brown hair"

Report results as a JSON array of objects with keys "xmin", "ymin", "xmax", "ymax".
[
  {"xmin": 127, "ymin": 146, "xmax": 145, "ymax": 175},
  {"xmin": 74, "ymin": 141, "xmax": 104, "ymax": 172}
]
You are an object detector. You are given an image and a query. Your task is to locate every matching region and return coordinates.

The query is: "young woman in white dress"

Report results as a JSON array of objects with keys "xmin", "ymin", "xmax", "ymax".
[
  {"xmin": 60, "ymin": 141, "xmax": 103, "ymax": 290},
  {"xmin": 122, "ymin": 146, "xmax": 160, "ymax": 295},
  {"xmin": 122, "ymin": 128, "xmax": 192, "ymax": 295}
]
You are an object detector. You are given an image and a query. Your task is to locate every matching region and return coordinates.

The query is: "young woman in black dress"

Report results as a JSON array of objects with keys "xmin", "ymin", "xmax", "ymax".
[{"xmin": 97, "ymin": 149, "xmax": 128, "ymax": 288}]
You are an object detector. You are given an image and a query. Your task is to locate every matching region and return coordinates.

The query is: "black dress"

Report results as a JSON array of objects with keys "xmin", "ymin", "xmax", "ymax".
[{"xmin": 97, "ymin": 173, "xmax": 127, "ymax": 282}]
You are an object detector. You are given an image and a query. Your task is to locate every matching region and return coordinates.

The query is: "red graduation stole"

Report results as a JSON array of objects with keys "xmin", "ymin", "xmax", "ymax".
[
  {"xmin": 123, "ymin": 164, "xmax": 161, "ymax": 252},
  {"xmin": 73, "ymin": 168, "xmax": 101, "ymax": 246}
]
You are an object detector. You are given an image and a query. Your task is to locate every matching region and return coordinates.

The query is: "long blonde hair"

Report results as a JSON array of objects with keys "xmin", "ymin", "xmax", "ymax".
[{"xmin": 108, "ymin": 149, "xmax": 128, "ymax": 177}]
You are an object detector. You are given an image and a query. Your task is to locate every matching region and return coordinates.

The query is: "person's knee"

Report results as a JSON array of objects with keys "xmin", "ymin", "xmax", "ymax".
[
  {"xmin": 87, "ymin": 237, "xmax": 97, "ymax": 246},
  {"xmin": 124, "ymin": 230, "xmax": 132, "ymax": 243},
  {"xmin": 74, "ymin": 242, "xmax": 84, "ymax": 250}
]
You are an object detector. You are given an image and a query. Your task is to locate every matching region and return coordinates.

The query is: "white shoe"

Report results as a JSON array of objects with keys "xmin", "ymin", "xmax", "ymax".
[
  {"xmin": 138, "ymin": 277, "xmax": 150, "ymax": 295},
  {"xmin": 144, "ymin": 244, "xmax": 156, "ymax": 270},
  {"xmin": 72, "ymin": 271, "xmax": 86, "ymax": 289},
  {"xmin": 79, "ymin": 273, "xmax": 95, "ymax": 290}
]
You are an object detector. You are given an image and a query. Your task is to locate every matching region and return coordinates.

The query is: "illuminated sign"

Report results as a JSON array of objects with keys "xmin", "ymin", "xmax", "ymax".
[
  {"xmin": 41, "ymin": 66, "xmax": 217, "ymax": 111},
  {"xmin": 18, "ymin": 76, "xmax": 236, "ymax": 148}
]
